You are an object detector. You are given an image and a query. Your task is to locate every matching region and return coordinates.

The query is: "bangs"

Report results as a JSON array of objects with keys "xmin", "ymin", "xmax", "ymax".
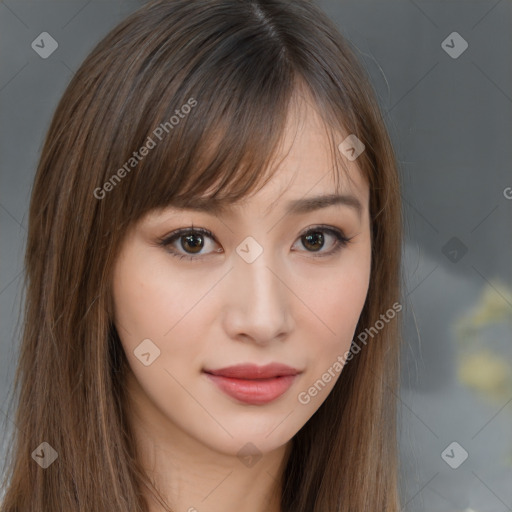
[
  {"xmin": 114, "ymin": 77, "xmax": 361, "ymax": 227},
  {"xmin": 101, "ymin": 0, "xmax": 297, "ymax": 223},
  {"xmin": 86, "ymin": 0, "xmax": 375, "ymax": 235},
  {"xmin": 123, "ymin": 82, "xmax": 294, "ymax": 219}
]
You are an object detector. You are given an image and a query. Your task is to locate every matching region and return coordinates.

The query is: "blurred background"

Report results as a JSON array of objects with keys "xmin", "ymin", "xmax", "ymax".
[{"xmin": 1, "ymin": 1, "xmax": 511, "ymax": 510}]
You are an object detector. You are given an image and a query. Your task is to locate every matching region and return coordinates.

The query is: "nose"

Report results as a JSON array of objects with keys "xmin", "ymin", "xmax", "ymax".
[{"xmin": 221, "ymin": 248, "xmax": 294, "ymax": 346}]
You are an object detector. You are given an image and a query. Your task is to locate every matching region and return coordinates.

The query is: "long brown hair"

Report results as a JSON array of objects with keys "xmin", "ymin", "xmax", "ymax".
[{"xmin": 0, "ymin": 0, "xmax": 403, "ymax": 510}]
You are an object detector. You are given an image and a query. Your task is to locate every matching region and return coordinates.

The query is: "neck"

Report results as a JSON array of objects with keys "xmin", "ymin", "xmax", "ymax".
[{"xmin": 125, "ymin": 370, "xmax": 290, "ymax": 512}]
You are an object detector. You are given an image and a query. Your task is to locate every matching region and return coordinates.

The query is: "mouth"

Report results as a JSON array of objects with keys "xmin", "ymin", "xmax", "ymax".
[{"xmin": 203, "ymin": 363, "xmax": 302, "ymax": 405}]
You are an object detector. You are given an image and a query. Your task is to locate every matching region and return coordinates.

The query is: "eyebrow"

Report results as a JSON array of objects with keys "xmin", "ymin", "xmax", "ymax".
[
  {"xmin": 172, "ymin": 193, "xmax": 363, "ymax": 219},
  {"xmin": 282, "ymin": 193, "xmax": 363, "ymax": 218}
]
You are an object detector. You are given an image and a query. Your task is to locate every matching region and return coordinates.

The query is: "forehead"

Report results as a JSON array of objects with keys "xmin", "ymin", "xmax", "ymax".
[
  {"xmin": 273, "ymin": 89, "xmax": 365, "ymax": 175},
  {"xmin": 141, "ymin": 90, "xmax": 369, "ymax": 223},
  {"xmin": 239, "ymin": 92, "xmax": 366, "ymax": 198},
  {"xmin": 235, "ymin": 95, "xmax": 369, "ymax": 213}
]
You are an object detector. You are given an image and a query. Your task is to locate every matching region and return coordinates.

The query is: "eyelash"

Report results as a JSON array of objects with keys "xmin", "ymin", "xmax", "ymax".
[{"xmin": 157, "ymin": 225, "xmax": 353, "ymax": 262}]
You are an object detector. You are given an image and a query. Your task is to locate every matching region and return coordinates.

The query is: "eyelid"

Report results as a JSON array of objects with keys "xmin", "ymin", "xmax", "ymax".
[
  {"xmin": 293, "ymin": 224, "xmax": 353, "ymax": 258},
  {"xmin": 156, "ymin": 227, "xmax": 220, "ymax": 261},
  {"xmin": 159, "ymin": 226, "xmax": 216, "ymax": 243}
]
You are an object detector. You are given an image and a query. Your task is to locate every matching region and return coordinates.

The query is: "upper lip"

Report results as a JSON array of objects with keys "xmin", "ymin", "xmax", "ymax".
[{"xmin": 203, "ymin": 363, "xmax": 301, "ymax": 379}]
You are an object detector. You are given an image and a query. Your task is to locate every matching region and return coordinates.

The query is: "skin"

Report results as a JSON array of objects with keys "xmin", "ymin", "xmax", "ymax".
[{"xmin": 111, "ymin": 95, "xmax": 372, "ymax": 512}]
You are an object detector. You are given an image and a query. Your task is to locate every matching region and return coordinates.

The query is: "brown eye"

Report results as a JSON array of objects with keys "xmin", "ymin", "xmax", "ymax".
[
  {"xmin": 302, "ymin": 231, "xmax": 325, "ymax": 251},
  {"xmin": 293, "ymin": 226, "xmax": 351, "ymax": 258},
  {"xmin": 158, "ymin": 227, "xmax": 222, "ymax": 261},
  {"xmin": 180, "ymin": 233, "xmax": 204, "ymax": 254},
  {"xmin": 158, "ymin": 225, "xmax": 351, "ymax": 262}
]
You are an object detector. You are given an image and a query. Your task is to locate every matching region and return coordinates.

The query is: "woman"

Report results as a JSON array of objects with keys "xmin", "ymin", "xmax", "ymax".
[{"xmin": 0, "ymin": 0, "xmax": 403, "ymax": 510}]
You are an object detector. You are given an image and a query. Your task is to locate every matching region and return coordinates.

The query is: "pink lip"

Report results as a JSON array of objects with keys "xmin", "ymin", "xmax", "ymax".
[
  {"xmin": 205, "ymin": 363, "xmax": 300, "ymax": 379},
  {"xmin": 203, "ymin": 363, "xmax": 301, "ymax": 405}
]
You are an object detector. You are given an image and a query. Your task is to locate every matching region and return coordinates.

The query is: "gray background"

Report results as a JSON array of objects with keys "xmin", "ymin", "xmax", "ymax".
[{"xmin": 1, "ymin": 1, "xmax": 511, "ymax": 510}]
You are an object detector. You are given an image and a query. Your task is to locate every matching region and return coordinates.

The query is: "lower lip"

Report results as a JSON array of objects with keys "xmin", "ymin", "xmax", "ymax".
[{"xmin": 204, "ymin": 373, "xmax": 298, "ymax": 405}]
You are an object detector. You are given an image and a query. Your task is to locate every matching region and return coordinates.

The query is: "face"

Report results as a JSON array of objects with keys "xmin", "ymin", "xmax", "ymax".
[{"xmin": 111, "ymin": 98, "xmax": 371, "ymax": 460}]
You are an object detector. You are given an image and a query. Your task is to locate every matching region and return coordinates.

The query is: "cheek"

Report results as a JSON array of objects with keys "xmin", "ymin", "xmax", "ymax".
[
  {"xmin": 297, "ymin": 249, "xmax": 371, "ymax": 381},
  {"xmin": 111, "ymin": 253, "xmax": 212, "ymax": 407},
  {"xmin": 112, "ymin": 263, "xmax": 168, "ymax": 344},
  {"xmin": 111, "ymin": 249, "xmax": 226, "ymax": 388},
  {"xmin": 305, "ymin": 252, "xmax": 370, "ymax": 341},
  {"xmin": 112, "ymin": 251, "xmax": 208, "ymax": 343},
  {"xmin": 293, "ymin": 263, "xmax": 370, "ymax": 408}
]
